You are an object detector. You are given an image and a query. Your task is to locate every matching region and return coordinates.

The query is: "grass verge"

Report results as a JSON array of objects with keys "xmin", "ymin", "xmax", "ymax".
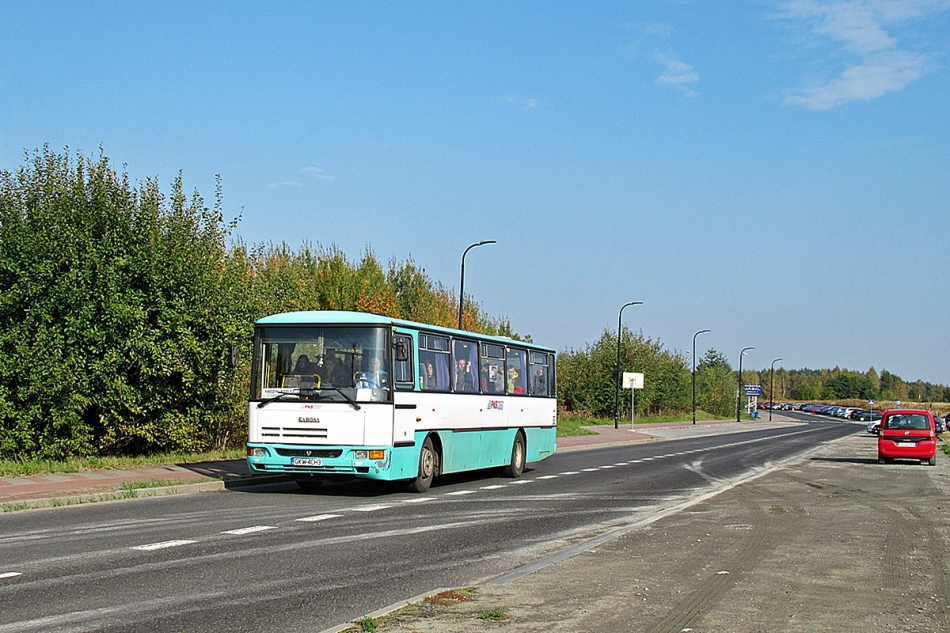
[
  {"xmin": 343, "ymin": 589, "xmax": 477, "ymax": 632},
  {"xmin": 558, "ymin": 410, "xmax": 731, "ymax": 436}
]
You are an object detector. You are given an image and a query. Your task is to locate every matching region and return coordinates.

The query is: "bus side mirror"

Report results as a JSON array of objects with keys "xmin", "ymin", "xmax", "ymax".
[
  {"xmin": 394, "ymin": 340, "xmax": 409, "ymax": 362},
  {"xmin": 230, "ymin": 344, "xmax": 239, "ymax": 368}
]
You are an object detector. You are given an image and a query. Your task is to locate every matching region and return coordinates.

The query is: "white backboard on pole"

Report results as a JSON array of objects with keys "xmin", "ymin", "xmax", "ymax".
[{"xmin": 623, "ymin": 372, "xmax": 644, "ymax": 389}]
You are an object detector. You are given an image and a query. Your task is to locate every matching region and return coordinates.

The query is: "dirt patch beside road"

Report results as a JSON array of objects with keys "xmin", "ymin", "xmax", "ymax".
[{"xmin": 342, "ymin": 434, "xmax": 950, "ymax": 633}]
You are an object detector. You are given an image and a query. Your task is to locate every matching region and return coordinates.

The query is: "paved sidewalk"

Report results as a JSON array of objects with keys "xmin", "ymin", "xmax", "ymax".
[
  {"xmin": 0, "ymin": 417, "xmax": 799, "ymax": 510},
  {"xmin": 0, "ymin": 458, "xmax": 271, "ymax": 509}
]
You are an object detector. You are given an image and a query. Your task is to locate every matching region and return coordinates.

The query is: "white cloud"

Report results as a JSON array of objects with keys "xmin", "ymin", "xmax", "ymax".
[
  {"xmin": 653, "ymin": 53, "xmax": 699, "ymax": 97},
  {"xmin": 785, "ymin": 49, "xmax": 928, "ymax": 108},
  {"xmin": 301, "ymin": 166, "xmax": 336, "ymax": 180},
  {"xmin": 779, "ymin": 0, "xmax": 946, "ymax": 109},
  {"xmin": 501, "ymin": 95, "xmax": 540, "ymax": 111}
]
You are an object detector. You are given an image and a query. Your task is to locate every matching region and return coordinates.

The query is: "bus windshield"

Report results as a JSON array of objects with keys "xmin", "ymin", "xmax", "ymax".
[{"xmin": 252, "ymin": 326, "xmax": 391, "ymax": 403}]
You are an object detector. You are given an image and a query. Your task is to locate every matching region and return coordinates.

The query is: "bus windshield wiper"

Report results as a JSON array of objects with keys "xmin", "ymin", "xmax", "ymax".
[
  {"xmin": 314, "ymin": 387, "xmax": 362, "ymax": 411},
  {"xmin": 257, "ymin": 389, "xmax": 316, "ymax": 409},
  {"xmin": 256, "ymin": 387, "xmax": 362, "ymax": 411}
]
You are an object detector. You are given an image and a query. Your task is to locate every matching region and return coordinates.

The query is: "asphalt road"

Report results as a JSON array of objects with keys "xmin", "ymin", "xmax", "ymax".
[{"xmin": 0, "ymin": 419, "xmax": 855, "ymax": 633}]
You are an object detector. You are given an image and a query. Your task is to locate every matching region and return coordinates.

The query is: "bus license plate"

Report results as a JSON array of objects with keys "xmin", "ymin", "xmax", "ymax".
[{"xmin": 291, "ymin": 458, "xmax": 323, "ymax": 467}]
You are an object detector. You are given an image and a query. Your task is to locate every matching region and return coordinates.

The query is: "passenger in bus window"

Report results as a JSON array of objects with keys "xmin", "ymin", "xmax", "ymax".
[
  {"xmin": 480, "ymin": 362, "xmax": 490, "ymax": 392},
  {"xmin": 293, "ymin": 355, "xmax": 312, "ymax": 374},
  {"xmin": 507, "ymin": 366, "xmax": 519, "ymax": 394},
  {"xmin": 358, "ymin": 356, "xmax": 388, "ymax": 390},
  {"xmin": 533, "ymin": 367, "xmax": 547, "ymax": 395},
  {"xmin": 424, "ymin": 361, "xmax": 437, "ymax": 390},
  {"xmin": 455, "ymin": 358, "xmax": 474, "ymax": 392},
  {"xmin": 320, "ymin": 353, "xmax": 348, "ymax": 386},
  {"xmin": 465, "ymin": 360, "xmax": 476, "ymax": 391},
  {"xmin": 492, "ymin": 364, "xmax": 505, "ymax": 393}
]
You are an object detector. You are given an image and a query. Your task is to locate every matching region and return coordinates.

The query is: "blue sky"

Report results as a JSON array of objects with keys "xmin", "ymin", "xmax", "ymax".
[{"xmin": 2, "ymin": 1, "xmax": 949, "ymax": 384}]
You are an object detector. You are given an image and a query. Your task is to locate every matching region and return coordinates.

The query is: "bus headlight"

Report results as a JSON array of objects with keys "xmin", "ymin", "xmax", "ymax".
[
  {"xmin": 354, "ymin": 450, "xmax": 367, "ymax": 459},
  {"xmin": 248, "ymin": 447, "xmax": 267, "ymax": 457}
]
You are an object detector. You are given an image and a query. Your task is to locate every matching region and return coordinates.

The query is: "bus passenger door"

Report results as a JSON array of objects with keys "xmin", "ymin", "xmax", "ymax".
[{"xmin": 391, "ymin": 333, "xmax": 417, "ymax": 446}]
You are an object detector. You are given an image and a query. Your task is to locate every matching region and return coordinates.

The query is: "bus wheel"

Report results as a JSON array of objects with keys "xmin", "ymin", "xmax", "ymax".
[
  {"xmin": 502, "ymin": 432, "xmax": 526, "ymax": 478},
  {"xmin": 408, "ymin": 436, "xmax": 437, "ymax": 493}
]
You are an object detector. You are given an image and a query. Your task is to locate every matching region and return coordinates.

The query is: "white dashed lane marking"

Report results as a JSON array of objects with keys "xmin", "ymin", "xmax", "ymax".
[
  {"xmin": 0, "ymin": 572, "xmax": 22, "ymax": 579},
  {"xmin": 402, "ymin": 497, "xmax": 434, "ymax": 503},
  {"xmin": 222, "ymin": 525, "xmax": 277, "ymax": 535},
  {"xmin": 536, "ymin": 475, "xmax": 559, "ymax": 480},
  {"xmin": 132, "ymin": 540, "xmax": 197, "ymax": 551},
  {"xmin": 445, "ymin": 490, "xmax": 476, "ymax": 496},
  {"xmin": 581, "ymin": 468, "xmax": 599, "ymax": 472},
  {"xmin": 480, "ymin": 485, "xmax": 507, "ymax": 490},
  {"xmin": 559, "ymin": 471, "xmax": 580, "ymax": 475},
  {"xmin": 509, "ymin": 480, "xmax": 533, "ymax": 484},
  {"xmin": 296, "ymin": 514, "xmax": 343, "ymax": 522},
  {"xmin": 350, "ymin": 504, "xmax": 393, "ymax": 512}
]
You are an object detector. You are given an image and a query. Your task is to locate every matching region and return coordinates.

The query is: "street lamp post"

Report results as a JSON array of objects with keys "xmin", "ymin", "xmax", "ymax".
[
  {"xmin": 737, "ymin": 346, "xmax": 754, "ymax": 422},
  {"xmin": 769, "ymin": 357, "xmax": 783, "ymax": 422},
  {"xmin": 458, "ymin": 240, "xmax": 496, "ymax": 330},
  {"xmin": 692, "ymin": 329, "xmax": 711, "ymax": 425},
  {"xmin": 614, "ymin": 301, "xmax": 643, "ymax": 429}
]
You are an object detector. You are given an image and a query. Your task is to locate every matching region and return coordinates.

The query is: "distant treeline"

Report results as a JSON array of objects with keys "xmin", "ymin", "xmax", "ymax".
[
  {"xmin": 1, "ymin": 148, "xmax": 945, "ymax": 459},
  {"xmin": 558, "ymin": 338, "xmax": 949, "ymax": 419}
]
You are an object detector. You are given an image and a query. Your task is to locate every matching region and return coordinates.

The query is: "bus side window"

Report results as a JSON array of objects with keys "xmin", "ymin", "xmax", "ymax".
[
  {"xmin": 506, "ymin": 348, "xmax": 527, "ymax": 395},
  {"xmin": 394, "ymin": 334, "xmax": 414, "ymax": 390},
  {"xmin": 529, "ymin": 351, "xmax": 549, "ymax": 396},
  {"xmin": 419, "ymin": 334, "xmax": 450, "ymax": 391}
]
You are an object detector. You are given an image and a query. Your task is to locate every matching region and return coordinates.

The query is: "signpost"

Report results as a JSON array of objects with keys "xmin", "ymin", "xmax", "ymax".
[
  {"xmin": 744, "ymin": 384, "xmax": 762, "ymax": 417},
  {"xmin": 623, "ymin": 372, "xmax": 644, "ymax": 429}
]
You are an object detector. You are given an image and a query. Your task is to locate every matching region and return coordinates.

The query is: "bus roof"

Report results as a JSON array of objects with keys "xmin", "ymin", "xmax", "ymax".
[{"xmin": 255, "ymin": 310, "xmax": 556, "ymax": 354}]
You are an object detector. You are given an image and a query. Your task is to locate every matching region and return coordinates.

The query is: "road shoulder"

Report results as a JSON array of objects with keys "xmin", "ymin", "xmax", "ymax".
[{"xmin": 335, "ymin": 431, "xmax": 950, "ymax": 633}]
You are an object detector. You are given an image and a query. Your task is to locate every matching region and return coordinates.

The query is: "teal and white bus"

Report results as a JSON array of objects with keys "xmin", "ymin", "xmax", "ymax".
[{"xmin": 246, "ymin": 310, "xmax": 557, "ymax": 492}]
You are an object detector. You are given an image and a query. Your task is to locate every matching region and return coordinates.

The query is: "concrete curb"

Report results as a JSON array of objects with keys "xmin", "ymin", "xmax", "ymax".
[{"xmin": 1, "ymin": 474, "xmax": 290, "ymax": 512}]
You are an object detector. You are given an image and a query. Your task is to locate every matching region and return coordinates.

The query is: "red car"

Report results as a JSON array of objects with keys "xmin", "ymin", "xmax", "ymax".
[{"xmin": 877, "ymin": 409, "xmax": 937, "ymax": 466}]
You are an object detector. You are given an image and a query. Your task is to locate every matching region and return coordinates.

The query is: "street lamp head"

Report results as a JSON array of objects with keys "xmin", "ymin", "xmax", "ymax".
[
  {"xmin": 458, "ymin": 240, "xmax": 498, "ymax": 330},
  {"xmin": 614, "ymin": 300, "xmax": 643, "ymax": 428}
]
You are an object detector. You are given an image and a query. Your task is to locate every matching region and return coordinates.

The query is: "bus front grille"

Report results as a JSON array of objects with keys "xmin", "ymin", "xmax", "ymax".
[
  {"xmin": 260, "ymin": 426, "xmax": 328, "ymax": 440},
  {"xmin": 275, "ymin": 448, "xmax": 343, "ymax": 458}
]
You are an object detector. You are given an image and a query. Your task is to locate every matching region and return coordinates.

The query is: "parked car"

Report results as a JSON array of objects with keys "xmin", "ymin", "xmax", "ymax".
[
  {"xmin": 935, "ymin": 417, "xmax": 947, "ymax": 434},
  {"xmin": 855, "ymin": 410, "xmax": 882, "ymax": 422},
  {"xmin": 877, "ymin": 409, "xmax": 937, "ymax": 466},
  {"xmin": 866, "ymin": 419, "xmax": 880, "ymax": 435}
]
